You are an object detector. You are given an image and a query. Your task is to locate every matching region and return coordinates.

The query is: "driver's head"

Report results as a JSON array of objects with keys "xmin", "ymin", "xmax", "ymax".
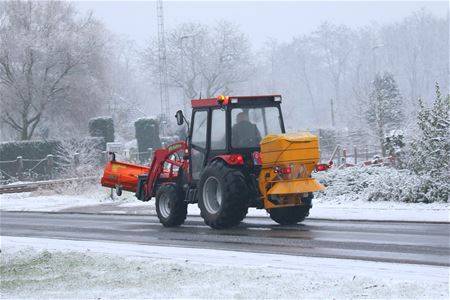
[{"xmin": 236, "ymin": 112, "xmax": 249, "ymax": 123}]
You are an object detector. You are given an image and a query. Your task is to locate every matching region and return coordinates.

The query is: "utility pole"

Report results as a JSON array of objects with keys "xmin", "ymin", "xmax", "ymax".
[{"xmin": 157, "ymin": 0, "xmax": 170, "ymax": 133}]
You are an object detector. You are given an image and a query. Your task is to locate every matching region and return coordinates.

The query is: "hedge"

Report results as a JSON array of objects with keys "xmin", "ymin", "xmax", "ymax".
[
  {"xmin": 88, "ymin": 117, "xmax": 114, "ymax": 147},
  {"xmin": 134, "ymin": 118, "xmax": 161, "ymax": 163},
  {"xmin": 0, "ymin": 137, "xmax": 104, "ymax": 182}
]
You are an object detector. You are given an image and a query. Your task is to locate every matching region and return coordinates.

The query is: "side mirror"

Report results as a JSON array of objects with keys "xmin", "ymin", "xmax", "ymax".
[{"xmin": 175, "ymin": 110, "xmax": 184, "ymax": 126}]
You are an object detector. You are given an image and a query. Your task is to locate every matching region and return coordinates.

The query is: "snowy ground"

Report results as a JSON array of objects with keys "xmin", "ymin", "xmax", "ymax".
[
  {"xmin": 1, "ymin": 185, "xmax": 448, "ymax": 222},
  {"xmin": 1, "ymin": 236, "xmax": 448, "ymax": 299},
  {"xmin": 1, "ymin": 181, "xmax": 448, "ymax": 299}
]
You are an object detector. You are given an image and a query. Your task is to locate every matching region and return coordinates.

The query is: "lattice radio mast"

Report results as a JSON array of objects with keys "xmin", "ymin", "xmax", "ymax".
[{"xmin": 156, "ymin": 0, "xmax": 170, "ymax": 130}]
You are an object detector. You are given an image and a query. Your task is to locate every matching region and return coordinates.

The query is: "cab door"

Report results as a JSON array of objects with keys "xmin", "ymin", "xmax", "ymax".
[
  {"xmin": 207, "ymin": 108, "xmax": 228, "ymax": 161},
  {"xmin": 189, "ymin": 109, "xmax": 209, "ymax": 182}
]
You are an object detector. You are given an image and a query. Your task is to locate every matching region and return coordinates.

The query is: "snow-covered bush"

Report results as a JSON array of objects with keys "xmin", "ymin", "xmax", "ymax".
[
  {"xmin": 366, "ymin": 72, "xmax": 403, "ymax": 156},
  {"xmin": 134, "ymin": 118, "xmax": 161, "ymax": 163},
  {"xmin": 315, "ymin": 166, "xmax": 449, "ymax": 203},
  {"xmin": 407, "ymin": 84, "xmax": 450, "ymax": 178},
  {"xmin": 401, "ymin": 84, "xmax": 450, "ymax": 201},
  {"xmin": 317, "ymin": 84, "xmax": 450, "ymax": 204},
  {"xmin": 55, "ymin": 137, "xmax": 104, "ymax": 177},
  {"xmin": 88, "ymin": 117, "xmax": 114, "ymax": 146}
]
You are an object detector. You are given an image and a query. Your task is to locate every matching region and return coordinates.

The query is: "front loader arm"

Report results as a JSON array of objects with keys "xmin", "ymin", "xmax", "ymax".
[
  {"xmin": 101, "ymin": 141, "xmax": 188, "ymax": 201},
  {"xmin": 142, "ymin": 141, "xmax": 187, "ymax": 200}
]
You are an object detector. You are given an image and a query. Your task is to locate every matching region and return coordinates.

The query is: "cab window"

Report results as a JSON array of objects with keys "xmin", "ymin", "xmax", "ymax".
[
  {"xmin": 210, "ymin": 109, "xmax": 226, "ymax": 150},
  {"xmin": 191, "ymin": 110, "xmax": 208, "ymax": 148}
]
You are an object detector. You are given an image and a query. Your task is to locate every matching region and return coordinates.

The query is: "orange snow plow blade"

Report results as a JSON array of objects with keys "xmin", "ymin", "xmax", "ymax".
[{"xmin": 101, "ymin": 160, "xmax": 150, "ymax": 193}]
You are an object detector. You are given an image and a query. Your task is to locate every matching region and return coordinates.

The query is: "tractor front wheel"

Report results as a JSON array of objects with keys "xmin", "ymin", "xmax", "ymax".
[
  {"xmin": 155, "ymin": 184, "xmax": 188, "ymax": 227},
  {"xmin": 269, "ymin": 205, "xmax": 310, "ymax": 225},
  {"xmin": 198, "ymin": 160, "xmax": 249, "ymax": 229}
]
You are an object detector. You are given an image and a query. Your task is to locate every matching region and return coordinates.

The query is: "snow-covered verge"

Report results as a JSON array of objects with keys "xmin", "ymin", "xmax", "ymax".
[
  {"xmin": 0, "ymin": 183, "xmax": 135, "ymax": 212},
  {"xmin": 1, "ymin": 236, "xmax": 448, "ymax": 299},
  {"xmin": 314, "ymin": 166, "xmax": 450, "ymax": 203},
  {"xmin": 1, "ymin": 182, "xmax": 448, "ymax": 222}
]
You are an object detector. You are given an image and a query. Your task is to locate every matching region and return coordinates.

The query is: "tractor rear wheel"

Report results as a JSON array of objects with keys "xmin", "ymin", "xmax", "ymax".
[
  {"xmin": 198, "ymin": 160, "xmax": 249, "ymax": 229},
  {"xmin": 269, "ymin": 205, "xmax": 310, "ymax": 225},
  {"xmin": 155, "ymin": 184, "xmax": 188, "ymax": 227}
]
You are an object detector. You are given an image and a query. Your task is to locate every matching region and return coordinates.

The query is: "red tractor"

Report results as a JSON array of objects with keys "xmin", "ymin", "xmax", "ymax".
[{"xmin": 101, "ymin": 95, "xmax": 327, "ymax": 228}]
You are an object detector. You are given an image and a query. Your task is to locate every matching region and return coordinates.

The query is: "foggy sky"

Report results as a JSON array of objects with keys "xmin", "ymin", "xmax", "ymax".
[{"xmin": 75, "ymin": 1, "xmax": 449, "ymax": 49}]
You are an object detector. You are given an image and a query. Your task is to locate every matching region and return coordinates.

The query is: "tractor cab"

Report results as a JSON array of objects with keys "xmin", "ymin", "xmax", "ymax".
[{"xmin": 177, "ymin": 95, "xmax": 285, "ymax": 183}]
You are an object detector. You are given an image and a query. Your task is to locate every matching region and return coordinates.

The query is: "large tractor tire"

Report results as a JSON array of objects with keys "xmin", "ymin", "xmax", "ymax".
[
  {"xmin": 269, "ymin": 205, "xmax": 310, "ymax": 225},
  {"xmin": 198, "ymin": 160, "xmax": 249, "ymax": 229},
  {"xmin": 155, "ymin": 183, "xmax": 188, "ymax": 227}
]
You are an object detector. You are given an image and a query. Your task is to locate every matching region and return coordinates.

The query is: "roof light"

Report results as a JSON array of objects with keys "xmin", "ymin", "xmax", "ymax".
[{"xmin": 217, "ymin": 95, "xmax": 229, "ymax": 105}]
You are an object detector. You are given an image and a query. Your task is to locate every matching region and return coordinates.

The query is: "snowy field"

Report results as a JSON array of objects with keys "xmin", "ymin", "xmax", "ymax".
[
  {"xmin": 1, "ymin": 184, "xmax": 448, "ymax": 222},
  {"xmin": 1, "ymin": 236, "xmax": 448, "ymax": 299}
]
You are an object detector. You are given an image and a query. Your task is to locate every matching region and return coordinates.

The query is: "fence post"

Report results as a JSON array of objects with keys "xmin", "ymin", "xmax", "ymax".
[
  {"xmin": 73, "ymin": 153, "xmax": 80, "ymax": 177},
  {"xmin": 342, "ymin": 148, "xmax": 347, "ymax": 166},
  {"xmin": 73, "ymin": 153, "xmax": 80, "ymax": 167},
  {"xmin": 17, "ymin": 156, "xmax": 23, "ymax": 181},
  {"xmin": 337, "ymin": 147, "xmax": 341, "ymax": 167},
  {"xmin": 354, "ymin": 146, "xmax": 358, "ymax": 165},
  {"xmin": 102, "ymin": 151, "xmax": 108, "ymax": 165},
  {"xmin": 47, "ymin": 154, "xmax": 54, "ymax": 179},
  {"xmin": 365, "ymin": 147, "xmax": 369, "ymax": 161}
]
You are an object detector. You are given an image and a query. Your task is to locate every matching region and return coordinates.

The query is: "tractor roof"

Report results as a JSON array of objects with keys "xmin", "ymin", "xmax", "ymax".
[{"xmin": 191, "ymin": 95, "xmax": 282, "ymax": 108}]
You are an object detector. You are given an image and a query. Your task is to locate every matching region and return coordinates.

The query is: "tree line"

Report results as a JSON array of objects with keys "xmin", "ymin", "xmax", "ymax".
[{"xmin": 1, "ymin": 1, "xmax": 448, "ymax": 148}]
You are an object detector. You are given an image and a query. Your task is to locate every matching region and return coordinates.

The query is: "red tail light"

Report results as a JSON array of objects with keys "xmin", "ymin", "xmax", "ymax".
[
  {"xmin": 281, "ymin": 167, "xmax": 292, "ymax": 174},
  {"xmin": 226, "ymin": 154, "xmax": 244, "ymax": 165},
  {"xmin": 273, "ymin": 166, "xmax": 292, "ymax": 174},
  {"xmin": 316, "ymin": 163, "xmax": 330, "ymax": 171}
]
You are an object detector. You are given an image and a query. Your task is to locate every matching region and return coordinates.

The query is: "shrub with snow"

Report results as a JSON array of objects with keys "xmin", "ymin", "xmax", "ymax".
[
  {"xmin": 134, "ymin": 118, "xmax": 161, "ymax": 163},
  {"xmin": 88, "ymin": 117, "xmax": 114, "ymax": 147},
  {"xmin": 406, "ymin": 84, "xmax": 449, "ymax": 185},
  {"xmin": 315, "ymin": 166, "xmax": 449, "ymax": 203},
  {"xmin": 54, "ymin": 138, "xmax": 104, "ymax": 178}
]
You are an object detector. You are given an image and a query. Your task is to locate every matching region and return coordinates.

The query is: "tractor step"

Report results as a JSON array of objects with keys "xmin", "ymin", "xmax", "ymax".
[{"xmin": 185, "ymin": 188, "xmax": 197, "ymax": 203}]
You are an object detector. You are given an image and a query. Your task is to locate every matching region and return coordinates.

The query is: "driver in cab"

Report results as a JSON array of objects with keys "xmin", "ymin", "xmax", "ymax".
[{"xmin": 232, "ymin": 111, "xmax": 261, "ymax": 148}]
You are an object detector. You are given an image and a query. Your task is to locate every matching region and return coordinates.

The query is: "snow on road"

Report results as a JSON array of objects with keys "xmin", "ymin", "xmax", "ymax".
[
  {"xmin": 1, "ymin": 186, "xmax": 448, "ymax": 222},
  {"xmin": 1, "ymin": 236, "xmax": 448, "ymax": 299}
]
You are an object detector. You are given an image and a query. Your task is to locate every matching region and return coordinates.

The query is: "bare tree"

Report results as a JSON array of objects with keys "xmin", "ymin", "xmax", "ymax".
[
  {"xmin": 143, "ymin": 21, "xmax": 254, "ymax": 109},
  {"xmin": 310, "ymin": 22, "xmax": 354, "ymax": 123},
  {"xmin": 0, "ymin": 1, "xmax": 108, "ymax": 140}
]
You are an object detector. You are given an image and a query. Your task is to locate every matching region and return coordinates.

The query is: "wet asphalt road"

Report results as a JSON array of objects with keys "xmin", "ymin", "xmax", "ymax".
[{"xmin": 1, "ymin": 211, "xmax": 449, "ymax": 267}]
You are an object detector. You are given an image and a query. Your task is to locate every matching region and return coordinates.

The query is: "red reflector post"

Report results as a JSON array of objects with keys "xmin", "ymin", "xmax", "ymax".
[{"xmin": 252, "ymin": 151, "xmax": 262, "ymax": 165}]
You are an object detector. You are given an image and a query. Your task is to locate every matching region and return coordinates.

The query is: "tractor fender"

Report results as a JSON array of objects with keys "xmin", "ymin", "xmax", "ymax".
[{"xmin": 211, "ymin": 154, "xmax": 245, "ymax": 166}]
